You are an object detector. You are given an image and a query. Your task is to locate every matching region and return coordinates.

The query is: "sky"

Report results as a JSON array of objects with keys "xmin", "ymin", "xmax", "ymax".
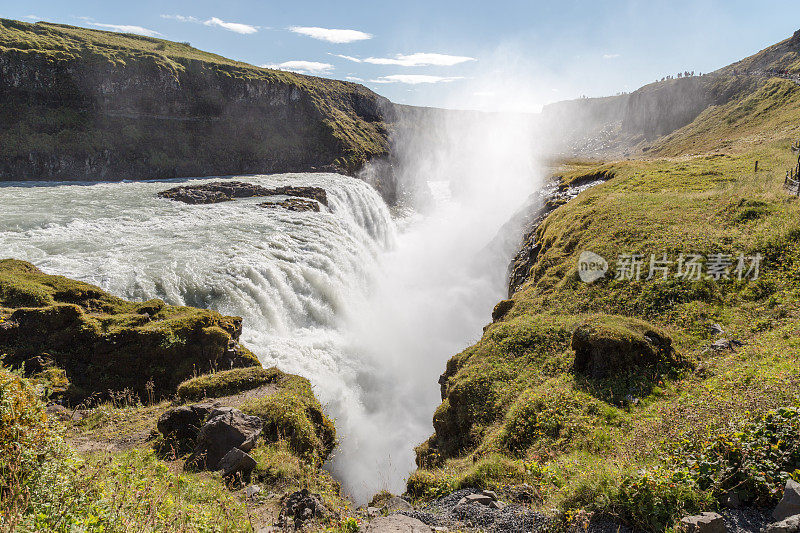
[{"xmin": 3, "ymin": 0, "xmax": 800, "ymax": 111}]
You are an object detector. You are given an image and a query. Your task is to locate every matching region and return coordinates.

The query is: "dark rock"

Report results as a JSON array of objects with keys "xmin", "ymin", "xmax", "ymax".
[
  {"xmin": 157, "ymin": 402, "xmax": 217, "ymax": 443},
  {"xmin": 218, "ymin": 447, "xmax": 257, "ymax": 479},
  {"xmin": 774, "ymin": 479, "xmax": 800, "ymax": 520},
  {"xmin": 680, "ymin": 512, "xmax": 726, "ymax": 533},
  {"xmin": 364, "ymin": 515, "xmax": 431, "ymax": 532},
  {"xmin": 258, "ymin": 197, "xmax": 321, "ymax": 212},
  {"xmin": 189, "ymin": 407, "xmax": 262, "ymax": 470},
  {"xmin": 158, "ymin": 181, "xmax": 328, "ymax": 206},
  {"xmin": 491, "ymin": 300, "xmax": 514, "ymax": 322},
  {"xmin": 278, "ymin": 489, "xmax": 331, "ymax": 529},
  {"xmin": 572, "ymin": 316, "xmax": 682, "ymax": 379}
]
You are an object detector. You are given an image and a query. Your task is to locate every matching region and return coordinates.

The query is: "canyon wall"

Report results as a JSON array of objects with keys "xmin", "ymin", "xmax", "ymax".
[{"xmin": 0, "ymin": 19, "xmax": 394, "ymax": 182}]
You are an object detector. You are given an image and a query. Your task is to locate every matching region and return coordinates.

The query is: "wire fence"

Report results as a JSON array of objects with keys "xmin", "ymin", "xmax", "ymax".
[{"xmin": 785, "ymin": 141, "xmax": 800, "ymax": 195}]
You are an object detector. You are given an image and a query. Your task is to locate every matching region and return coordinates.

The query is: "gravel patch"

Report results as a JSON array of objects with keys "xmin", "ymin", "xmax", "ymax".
[
  {"xmin": 401, "ymin": 488, "xmax": 554, "ymax": 532},
  {"xmin": 721, "ymin": 507, "xmax": 772, "ymax": 533}
]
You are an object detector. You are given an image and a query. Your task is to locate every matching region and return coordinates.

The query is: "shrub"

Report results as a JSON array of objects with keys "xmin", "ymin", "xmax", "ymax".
[{"xmin": 670, "ymin": 406, "xmax": 800, "ymax": 506}]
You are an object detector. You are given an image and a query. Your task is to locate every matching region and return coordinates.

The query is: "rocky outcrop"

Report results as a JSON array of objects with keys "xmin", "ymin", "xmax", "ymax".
[
  {"xmin": 0, "ymin": 19, "xmax": 392, "ymax": 183},
  {"xmin": 0, "ymin": 259, "xmax": 260, "ymax": 401},
  {"xmin": 157, "ymin": 181, "xmax": 328, "ymax": 206},
  {"xmin": 507, "ymin": 176, "xmax": 611, "ymax": 297},
  {"xmin": 259, "ymin": 197, "xmax": 321, "ymax": 212}
]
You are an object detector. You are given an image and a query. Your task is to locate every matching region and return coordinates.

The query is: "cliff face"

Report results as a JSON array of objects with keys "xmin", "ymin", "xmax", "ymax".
[{"xmin": 0, "ymin": 19, "xmax": 394, "ymax": 182}]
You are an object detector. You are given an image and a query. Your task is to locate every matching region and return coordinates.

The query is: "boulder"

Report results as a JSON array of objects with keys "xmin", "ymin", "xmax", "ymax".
[
  {"xmin": 572, "ymin": 315, "xmax": 681, "ymax": 379},
  {"xmin": 245, "ymin": 484, "xmax": 261, "ymax": 498},
  {"xmin": 218, "ymin": 447, "xmax": 257, "ymax": 479},
  {"xmin": 457, "ymin": 493, "xmax": 494, "ymax": 506},
  {"xmin": 763, "ymin": 515, "xmax": 800, "ymax": 533},
  {"xmin": 384, "ymin": 496, "xmax": 413, "ymax": 512},
  {"xmin": 189, "ymin": 407, "xmax": 263, "ymax": 469},
  {"xmin": 364, "ymin": 515, "xmax": 432, "ymax": 532},
  {"xmin": 679, "ymin": 512, "xmax": 726, "ymax": 533},
  {"xmin": 278, "ymin": 489, "xmax": 331, "ymax": 529},
  {"xmin": 157, "ymin": 402, "xmax": 217, "ymax": 443},
  {"xmin": 774, "ymin": 479, "xmax": 800, "ymax": 521}
]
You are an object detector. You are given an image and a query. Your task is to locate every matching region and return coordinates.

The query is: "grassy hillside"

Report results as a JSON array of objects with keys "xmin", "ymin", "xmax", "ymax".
[
  {"xmin": 0, "ymin": 18, "xmax": 391, "ymax": 181},
  {"xmin": 408, "ymin": 40, "xmax": 800, "ymax": 532}
]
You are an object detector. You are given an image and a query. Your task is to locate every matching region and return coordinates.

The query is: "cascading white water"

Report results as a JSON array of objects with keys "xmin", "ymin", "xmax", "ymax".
[
  {"xmin": 0, "ymin": 107, "xmax": 539, "ymax": 503},
  {"xmin": 0, "ymin": 173, "xmax": 398, "ymax": 496}
]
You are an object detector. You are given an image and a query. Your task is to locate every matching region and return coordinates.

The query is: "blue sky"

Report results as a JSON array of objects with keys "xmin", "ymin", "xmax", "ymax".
[{"xmin": 4, "ymin": 0, "xmax": 800, "ymax": 111}]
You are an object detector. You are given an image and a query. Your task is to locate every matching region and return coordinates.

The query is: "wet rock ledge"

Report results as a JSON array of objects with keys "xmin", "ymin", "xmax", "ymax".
[{"xmin": 157, "ymin": 181, "xmax": 328, "ymax": 209}]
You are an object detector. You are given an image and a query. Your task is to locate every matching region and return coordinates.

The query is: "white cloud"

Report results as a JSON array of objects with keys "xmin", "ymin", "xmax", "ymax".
[
  {"xmin": 262, "ymin": 61, "xmax": 334, "ymax": 75},
  {"xmin": 23, "ymin": 15, "xmax": 39, "ymax": 20},
  {"xmin": 603, "ymin": 53, "xmax": 621, "ymax": 59},
  {"xmin": 161, "ymin": 14, "xmax": 200, "ymax": 23},
  {"xmin": 161, "ymin": 14, "xmax": 258, "ymax": 34},
  {"xmin": 472, "ymin": 91, "xmax": 495, "ymax": 97},
  {"xmin": 369, "ymin": 74, "xmax": 464, "ymax": 85},
  {"xmin": 290, "ymin": 26, "xmax": 372, "ymax": 44},
  {"xmin": 334, "ymin": 52, "xmax": 475, "ymax": 67},
  {"xmin": 345, "ymin": 76, "xmax": 365, "ymax": 82},
  {"xmin": 203, "ymin": 17, "xmax": 258, "ymax": 34},
  {"xmin": 332, "ymin": 54, "xmax": 362, "ymax": 62},
  {"xmin": 87, "ymin": 23, "xmax": 161, "ymax": 37}
]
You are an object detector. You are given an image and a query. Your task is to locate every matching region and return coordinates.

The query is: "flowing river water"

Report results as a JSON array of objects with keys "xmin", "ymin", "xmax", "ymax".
[{"xmin": 0, "ymin": 172, "xmax": 521, "ymax": 502}]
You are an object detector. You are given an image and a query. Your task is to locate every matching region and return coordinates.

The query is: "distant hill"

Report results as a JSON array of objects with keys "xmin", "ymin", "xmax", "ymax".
[
  {"xmin": 0, "ymin": 18, "xmax": 394, "ymax": 182},
  {"xmin": 541, "ymin": 29, "xmax": 800, "ymax": 157}
]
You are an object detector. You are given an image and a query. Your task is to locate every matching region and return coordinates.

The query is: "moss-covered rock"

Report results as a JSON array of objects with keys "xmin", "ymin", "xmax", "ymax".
[
  {"xmin": 0, "ymin": 259, "xmax": 259, "ymax": 401},
  {"xmin": 177, "ymin": 366, "xmax": 283, "ymax": 401},
  {"xmin": 571, "ymin": 315, "xmax": 686, "ymax": 379}
]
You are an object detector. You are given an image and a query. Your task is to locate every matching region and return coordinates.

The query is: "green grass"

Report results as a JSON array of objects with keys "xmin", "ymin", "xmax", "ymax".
[{"xmin": 0, "ymin": 259, "xmax": 259, "ymax": 401}]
